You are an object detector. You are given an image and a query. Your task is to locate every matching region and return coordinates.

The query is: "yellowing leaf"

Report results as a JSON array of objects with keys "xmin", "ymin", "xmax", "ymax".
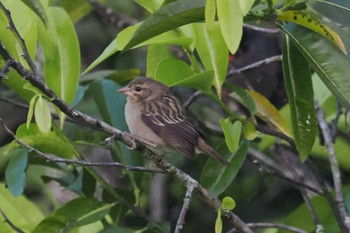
[
  {"xmin": 248, "ymin": 90, "xmax": 292, "ymax": 138},
  {"xmin": 277, "ymin": 11, "xmax": 346, "ymax": 54}
]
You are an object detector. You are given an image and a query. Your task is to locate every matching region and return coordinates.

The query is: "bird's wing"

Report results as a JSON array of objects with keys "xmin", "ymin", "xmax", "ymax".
[{"xmin": 141, "ymin": 93, "xmax": 201, "ymax": 158}]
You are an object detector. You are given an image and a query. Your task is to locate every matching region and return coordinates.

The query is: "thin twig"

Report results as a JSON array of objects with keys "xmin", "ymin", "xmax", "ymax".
[
  {"xmin": 174, "ymin": 182, "xmax": 195, "ymax": 233},
  {"xmin": 0, "ymin": 58, "xmax": 13, "ymax": 79},
  {"xmin": 183, "ymin": 90, "xmax": 202, "ymax": 109},
  {"xmin": 0, "ymin": 119, "xmax": 164, "ymax": 174},
  {"xmin": 315, "ymin": 100, "xmax": 350, "ymax": 232},
  {"xmin": 299, "ymin": 188, "xmax": 322, "ymax": 229},
  {"xmin": 227, "ymin": 55, "xmax": 282, "ymax": 77},
  {"xmin": 0, "ymin": 209, "xmax": 24, "ymax": 233},
  {"xmin": 246, "ymin": 223, "xmax": 307, "ymax": 233},
  {"xmin": 243, "ymin": 23, "xmax": 281, "ymax": 33},
  {"xmin": 0, "ymin": 2, "xmax": 37, "ymax": 75}
]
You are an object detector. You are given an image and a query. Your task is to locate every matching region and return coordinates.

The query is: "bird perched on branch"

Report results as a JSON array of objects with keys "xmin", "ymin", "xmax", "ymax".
[{"xmin": 118, "ymin": 77, "xmax": 228, "ymax": 165}]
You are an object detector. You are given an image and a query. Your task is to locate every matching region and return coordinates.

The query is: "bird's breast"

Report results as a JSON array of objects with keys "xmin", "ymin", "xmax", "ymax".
[{"xmin": 125, "ymin": 101, "xmax": 164, "ymax": 146}]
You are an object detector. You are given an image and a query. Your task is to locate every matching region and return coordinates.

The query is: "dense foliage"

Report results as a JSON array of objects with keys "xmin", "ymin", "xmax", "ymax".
[{"xmin": 0, "ymin": 0, "xmax": 350, "ymax": 232}]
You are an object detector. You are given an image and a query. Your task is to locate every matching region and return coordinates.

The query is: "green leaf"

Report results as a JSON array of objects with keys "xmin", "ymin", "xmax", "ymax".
[
  {"xmin": 34, "ymin": 96, "xmax": 52, "ymax": 135},
  {"xmin": 10, "ymin": 123, "xmax": 78, "ymax": 159},
  {"xmin": 124, "ymin": 0, "xmax": 205, "ymax": 50},
  {"xmin": 221, "ymin": 196, "xmax": 236, "ymax": 210},
  {"xmin": 0, "ymin": 0, "xmax": 38, "ymax": 101},
  {"xmin": 154, "ymin": 58, "xmax": 196, "ymax": 83},
  {"xmin": 20, "ymin": 0, "xmax": 48, "ymax": 27},
  {"xmin": 243, "ymin": 121, "xmax": 258, "ymax": 141},
  {"xmin": 282, "ymin": 33, "xmax": 317, "ymax": 162},
  {"xmin": 201, "ymin": 140, "xmax": 249, "ymax": 196},
  {"xmin": 147, "ymin": 44, "xmax": 172, "ymax": 77},
  {"xmin": 38, "ymin": 7, "xmax": 80, "ymax": 125},
  {"xmin": 281, "ymin": 23, "xmax": 350, "ymax": 109},
  {"xmin": 5, "ymin": 148, "xmax": 28, "ymax": 196},
  {"xmin": 33, "ymin": 197, "xmax": 113, "ymax": 233},
  {"xmin": 219, "ymin": 118, "xmax": 241, "ymax": 153},
  {"xmin": 205, "ymin": 0, "xmax": 216, "ymax": 30},
  {"xmin": 310, "ymin": 0, "xmax": 350, "ymax": 27},
  {"xmin": 169, "ymin": 71, "xmax": 215, "ymax": 93},
  {"xmin": 193, "ymin": 23, "xmax": 228, "ymax": 96},
  {"xmin": 0, "ymin": 184, "xmax": 44, "ymax": 232},
  {"xmin": 83, "ymin": 24, "xmax": 192, "ymax": 74},
  {"xmin": 217, "ymin": 0, "xmax": 243, "ymax": 54},
  {"xmin": 238, "ymin": 0, "xmax": 255, "ymax": 16}
]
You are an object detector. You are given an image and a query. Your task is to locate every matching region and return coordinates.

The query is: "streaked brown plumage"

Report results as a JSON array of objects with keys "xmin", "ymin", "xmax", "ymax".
[{"xmin": 118, "ymin": 77, "xmax": 228, "ymax": 165}]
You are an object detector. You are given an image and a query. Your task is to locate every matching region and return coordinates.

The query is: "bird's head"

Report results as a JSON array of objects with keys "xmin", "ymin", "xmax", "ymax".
[{"xmin": 117, "ymin": 77, "xmax": 168, "ymax": 103}]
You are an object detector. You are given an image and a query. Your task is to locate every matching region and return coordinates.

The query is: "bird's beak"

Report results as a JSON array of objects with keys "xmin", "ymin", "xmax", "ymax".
[{"xmin": 117, "ymin": 85, "xmax": 131, "ymax": 95}]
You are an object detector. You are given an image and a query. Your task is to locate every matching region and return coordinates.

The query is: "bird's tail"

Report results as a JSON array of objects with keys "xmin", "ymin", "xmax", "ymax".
[{"xmin": 197, "ymin": 138, "xmax": 229, "ymax": 165}]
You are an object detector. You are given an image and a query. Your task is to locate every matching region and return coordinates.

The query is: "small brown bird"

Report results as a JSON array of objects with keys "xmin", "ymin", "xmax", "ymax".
[{"xmin": 118, "ymin": 77, "xmax": 229, "ymax": 165}]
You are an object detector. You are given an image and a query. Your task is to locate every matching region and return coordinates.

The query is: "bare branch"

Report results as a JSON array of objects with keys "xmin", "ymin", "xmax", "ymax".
[
  {"xmin": 243, "ymin": 23, "xmax": 281, "ymax": 33},
  {"xmin": 315, "ymin": 100, "xmax": 350, "ymax": 232},
  {"xmin": 227, "ymin": 55, "xmax": 282, "ymax": 77},
  {"xmin": 0, "ymin": 209, "xmax": 24, "ymax": 233},
  {"xmin": 175, "ymin": 182, "xmax": 195, "ymax": 233},
  {"xmin": 0, "ymin": 119, "xmax": 164, "ymax": 174},
  {"xmin": 183, "ymin": 90, "xmax": 202, "ymax": 109},
  {"xmin": 246, "ymin": 223, "xmax": 307, "ymax": 233}
]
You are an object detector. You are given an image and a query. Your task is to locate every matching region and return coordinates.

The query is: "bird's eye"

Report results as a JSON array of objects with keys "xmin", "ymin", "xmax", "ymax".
[{"xmin": 135, "ymin": 86, "xmax": 142, "ymax": 92}]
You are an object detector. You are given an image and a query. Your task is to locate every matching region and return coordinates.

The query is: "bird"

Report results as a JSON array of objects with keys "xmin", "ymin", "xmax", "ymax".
[{"xmin": 117, "ymin": 77, "xmax": 229, "ymax": 165}]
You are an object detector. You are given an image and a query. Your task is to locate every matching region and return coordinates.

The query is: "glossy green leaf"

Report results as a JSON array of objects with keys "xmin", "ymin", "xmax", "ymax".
[
  {"xmin": 10, "ymin": 123, "xmax": 78, "ymax": 159},
  {"xmin": 124, "ymin": 0, "xmax": 205, "ymax": 50},
  {"xmin": 193, "ymin": 23, "xmax": 228, "ymax": 96},
  {"xmin": 5, "ymin": 148, "xmax": 28, "ymax": 196},
  {"xmin": 281, "ymin": 23, "xmax": 350, "ymax": 109},
  {"xmin": 217, "ymin": 0, "xmax": 243, "ymax": 54},
  {"xmin": 147, "ymin": 44, "xmax": 172, "ymax": 77},
  {"xmin": 169, "ymin": 71, "xmax": 215, "ymax": 93},
  {"xmin": 282, "ymin": 34, "xmax": 317, "ymax": 162},
  {"xmin": 248, "ymin": 90, "xmax": 292, "ymax": 138},
  {"xmin": 310, "ymin": 0, "xmax": 350, "ymax": 27},
  {"xmin": 201, "ymin": 140, "xmax": 249, "ymax": 196},
  {"xmin": 219, "ymin": 118, "xmax": 241, "ymax": 153},
  {"xmin": 38, "ymin": 7, "xmax": 80, "ymax": 125},
  {"xmin": 0, "ymin": 185, "xmax": 44, "ymax": 232},
  {"xmin": 154, "ymin": 58, "xmax": 196, "ymax": 83},
  {"xmin": 205, "ymin": 0, "xmax": 216, "ymax": 30},
  {"xmin": 33, "ymin": 197, "xmax": 113, "ymax": 233},
  {"xmin": 20, "ymin": 0, "xmax": 48, "ymax": 27},
  {"xmin": 238, "ymin": 0, "xmax": 255, "ymax": 16},
  {"xmin": 83, "ymin": 24, "xmax": 192, "ymax": 74},
  {"xmin": 34, "ymin": 96, "xmax": 52, "ymax": 135}
]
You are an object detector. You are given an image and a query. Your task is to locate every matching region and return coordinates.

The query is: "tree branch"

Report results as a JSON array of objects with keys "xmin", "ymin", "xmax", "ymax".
[
  {"xmin": 315, "ymin": 100, "xmax": 350, "ymax": 232},
  {"xmin": 174, "ymin": 182, "xmax": 195, "ymax": 233}
]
